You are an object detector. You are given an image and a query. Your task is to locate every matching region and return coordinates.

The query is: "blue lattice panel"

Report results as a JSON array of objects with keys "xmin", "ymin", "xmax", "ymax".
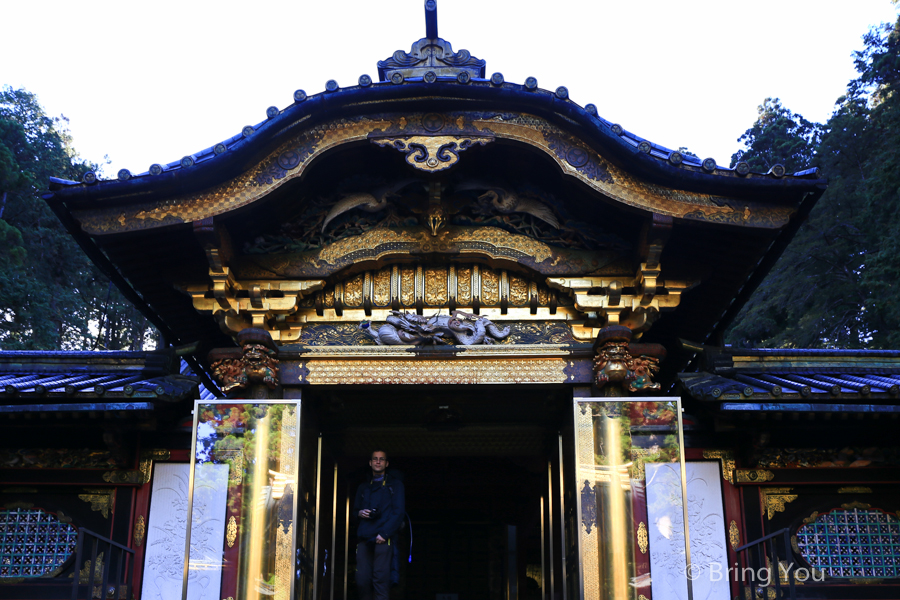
[
  {"xmin": 0, "ymin": 508, "xmax": 78, "ymax": 578},
  {"xmin": 795, "ymin": 508, "xmax": 900, "ymax": 578}
]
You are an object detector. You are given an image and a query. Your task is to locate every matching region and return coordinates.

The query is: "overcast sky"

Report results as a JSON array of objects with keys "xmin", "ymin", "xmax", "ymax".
[{"xmin": 4, "ymin": 0, "xmax": 898, "ymax": 177}]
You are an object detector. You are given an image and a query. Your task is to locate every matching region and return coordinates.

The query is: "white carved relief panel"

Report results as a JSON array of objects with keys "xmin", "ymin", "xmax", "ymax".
[
  {"xmin": 141, "ymin": 463, "xmax": 229, "ymax": 600},
  {"xmin": 646, "ymin": 461, "xmax": 729, "ymax": 600}
]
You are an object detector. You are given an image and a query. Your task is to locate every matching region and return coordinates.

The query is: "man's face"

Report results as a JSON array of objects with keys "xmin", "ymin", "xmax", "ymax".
[{"xmin": 370, "ymin": 451, "xmax": 388, "ymax": 475}]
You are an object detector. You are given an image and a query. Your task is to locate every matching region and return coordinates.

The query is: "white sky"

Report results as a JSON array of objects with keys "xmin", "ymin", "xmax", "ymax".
[{"xmin": 4, "ymin": 0, "xmax": 898, "ymax": 176}]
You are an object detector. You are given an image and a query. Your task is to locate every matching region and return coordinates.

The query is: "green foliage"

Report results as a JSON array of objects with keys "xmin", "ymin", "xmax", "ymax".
[
  {"xmin": 727, "ymin": 14, "xmax": 900, "ymax": 348},
  {"xmin": 0, "ymin": 86, "xmax": 158, "ymax": 350},
  {"xmin": 730, "ymin": 98, "xmax": 822, "ymax": 173}
]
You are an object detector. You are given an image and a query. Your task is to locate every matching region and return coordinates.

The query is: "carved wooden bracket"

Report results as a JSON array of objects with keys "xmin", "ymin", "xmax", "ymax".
[
  {"xmin": 548, "ymin": 270, "xmax": 695, "ymax": 337},
  {"xmin": 186, "ymin": 271, "xmax": 324, "ymax": 342}
]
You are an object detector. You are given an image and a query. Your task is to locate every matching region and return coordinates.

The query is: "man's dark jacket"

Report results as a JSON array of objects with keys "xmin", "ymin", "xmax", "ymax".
[{"xmin": 353, "ymin": 472, "xmax": 405, "ymax": 542}]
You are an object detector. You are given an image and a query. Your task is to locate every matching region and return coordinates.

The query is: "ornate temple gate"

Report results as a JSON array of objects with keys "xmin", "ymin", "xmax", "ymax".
[
  {"xmin": 40, "ymin": 5, "xmax": 826, "ymax": 598},
  {"xmin": 183, "ymin": 331, "xmax": 693, "ymax": 600}
]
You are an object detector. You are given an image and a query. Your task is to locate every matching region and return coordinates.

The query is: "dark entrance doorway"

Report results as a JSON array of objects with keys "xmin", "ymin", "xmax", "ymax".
[{"xmin": 308, "ymin": 385, "xmax": 570, "ymax": 600}]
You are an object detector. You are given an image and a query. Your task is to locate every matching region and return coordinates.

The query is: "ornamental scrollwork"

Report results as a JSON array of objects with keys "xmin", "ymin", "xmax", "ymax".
[
  {"xmin": 729, "ymin": 520, "xmax": 740, "ymax": 550},
  {"xmin": 760, "ymin": 487, "xmax": 799, "ymax": 521},
  {"xmin": 226, "ymin": 516, "xmax": 237, "ymax": 548},
  {"xmin": 371, "ymin": 136, "xmax": 493, "ymax": 172},
  {"xmin": 637, "ymin": 521, "xmax": 649, "ymax": 554}
]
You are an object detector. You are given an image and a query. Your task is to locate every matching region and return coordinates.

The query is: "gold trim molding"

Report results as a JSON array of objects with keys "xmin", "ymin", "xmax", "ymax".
[
  {"xmin": 760, "ymin": 487, "xmax": 798, "ymax": 521},
  {"xmin": 305, "ymin": 357, "xmax": 569, "ymax": 385},
  {"xmin": 636, "ymin": 521, "xmax": 649, "ymax": 554},
  {"xmin": 102, "ymin": 470, "xmax": 143, "ymax": 484},
  {"xmin": 226, "ymin": 516, "xmax": 237, "ymax": 548},
  {"xmin": 133, "ymin": 515, "xmax": 145, "ymax": 547},
  {"xmin": 735, "ymin": 469, "xmax": 775, "ymax": 484},
  {"xmin": 139, "ymin": 449, "xmax": 170, "ymax": 485},
  {"xmin": 838, "ymin": 486, "xmax": 872, "ymax": 494},
  {"xmin": 78, "ymin": 489, "xmax": 116, "ymax": 519},
  {"xmin": 702, "ymin": 449, "xmax": 736, "ymax": 484},
  {"xmin": 729, "ymin": 520, "xmax": 740, "ymax": 550},
  {"xmin": 73, "ymin": 112, "xmax": 795, "ymax": 236}
]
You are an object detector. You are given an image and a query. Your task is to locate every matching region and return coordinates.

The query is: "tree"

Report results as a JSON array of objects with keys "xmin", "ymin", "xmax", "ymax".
[
  {"xmin": 730, "ymin": 98, "xmax": 821, "ymax": 174},
  {"xmin": 0, "ymin": 86, "xmax": 157, "ymax": 350},
  {"xmin": 727, "ymin": 14, "xmax": 900, "ymax": 348}
]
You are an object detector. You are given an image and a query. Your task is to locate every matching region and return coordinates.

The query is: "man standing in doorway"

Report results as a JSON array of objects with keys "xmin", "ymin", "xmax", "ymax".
[{"xmin": 354, "ymin": 450, "xmax": 405, "ymax": 600}]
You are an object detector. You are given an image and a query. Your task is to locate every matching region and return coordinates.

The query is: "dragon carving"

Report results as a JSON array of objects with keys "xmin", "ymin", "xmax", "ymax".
[{"xmin": 360, "ymin": 310, "xmax": 510, "ymax": 346}]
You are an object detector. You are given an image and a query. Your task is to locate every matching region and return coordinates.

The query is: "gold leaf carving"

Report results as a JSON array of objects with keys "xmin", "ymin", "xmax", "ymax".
[
  {"xmin": 138, "ymin": 448, "xmax": 170, "ymax": 485},
  {"xmin": 79, "ymin": 552, "xmax": 103, "ymax": 583},
  {"xmin": 133, "ymin": 515, "xmax": 146, "ymax": 547},
  {"xmin": 457, "ymin": 267, "xmax": 472, "ymax": 305},
  {"xmin": 729, "ymin": 520, "xmax": 740, "ymax": 550},
  {"xmin": 481, "ymin": 269, "xmax": 499, "ymax": 305},
  {"xmin": 760, "ymin": 487, "xmax": 798, "ymax": 520},
  {"xmin": 702, "ymin": 449, "xmax": 736, "ymax": 484},
  {"xmin": 509, "ymin": 275, "xmax": 529, "ymax": 305},
  {"xmin": 373, "ymin": 269, "xmax": 391, "ymax": 306},
  {"xmin": 838, "ymin": 486, "xmax": 872, "ymax": 494},
  {"xmin": 735, "ymin": 469, "xmax": 775, "ymax": 484},
  {"xmin": 400, "ymin": 266, "xmax": 415, "ymax": 306},
  {"xmin": 226, "ymin": 516, "xmax": 237, "ymax": 548},
  {"xmin": 75, "ymin": 112, "xmax": 793, "ymax": 236},
  {"xmin": 425, "ymin": 267, "xmax": 448, "ymax": 306},
  {"xmin": 371, "ymin": 135, "xmax": 493, "ymax": 172},
  {"xmin": 841, "ymin": 501, "xmax": 872, "ymax": 510},
  {"xmin": 636, "ymin": 521, "xmax": 649, "ymax": 554},
  {"xmin": 78, "ymin": 489, "xmax": 115, "ymax": 519},
  {"xmin": 344, "ymin": 274, "xmax": 364, "ymax": 307},
  {"xmin": 306, "ymin": 358, "xmax": 568, "ymax": 385}
]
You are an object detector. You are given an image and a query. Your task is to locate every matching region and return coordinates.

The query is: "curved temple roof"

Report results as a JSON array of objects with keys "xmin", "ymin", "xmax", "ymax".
[
  {"xmin": 45, "ymin": 1, "xmax": 823, "ymax": 206},
  {"xmin": 41, "ymin": 1, "xmax": 827, "ymax": 382}
]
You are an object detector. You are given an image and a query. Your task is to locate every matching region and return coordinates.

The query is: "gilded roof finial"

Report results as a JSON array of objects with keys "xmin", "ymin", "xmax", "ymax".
[{"xmin": 377, "ymin": 0, "xmax": 485, "ymax": 82}]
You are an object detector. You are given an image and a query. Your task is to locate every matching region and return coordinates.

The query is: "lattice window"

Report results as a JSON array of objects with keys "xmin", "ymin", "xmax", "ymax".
[
  {"xmin": 0, "ymin": 507, "xmax": 78, "ymax": 578},
  {"xmin": 795, "ymin": 507, "xmax": 900, "ymax": 578}
]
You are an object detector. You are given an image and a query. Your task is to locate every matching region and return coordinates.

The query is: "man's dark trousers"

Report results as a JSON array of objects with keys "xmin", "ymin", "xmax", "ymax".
[{"xmin": 357, "ymin": 540, "xmax": 391, "ymax": 600}]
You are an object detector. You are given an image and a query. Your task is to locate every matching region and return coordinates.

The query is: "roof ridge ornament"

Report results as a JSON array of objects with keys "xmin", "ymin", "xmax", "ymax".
[{"xmin": 377, "ymin": 0, "xmax": 486, "ymax": 82}]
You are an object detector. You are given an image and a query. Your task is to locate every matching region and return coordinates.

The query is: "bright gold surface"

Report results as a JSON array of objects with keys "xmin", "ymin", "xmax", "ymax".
[
  {"xmin": 636, "ymin": 521, "xmax": 648, "ymax": 555},
  {"xmin": 729, "ymin": 520, "xmax": 740, "ymax": 550},
  {"xmin": 226, "ymin": 516, "xmax": 237, "ymax": 548},
  {"xmin": 760, "ymin": 487, "xmax": 799, "ymax": 520},
  {"xmin": 370, "ymin": 135, "xmax": 493, "ymax": 172},
  {"xmin": 304, "ymin": 358, "xmax": 568, "ymax": 385},
  {"xmin": 77, "ymin": 488, "xmax": 115, "ymax": 519},
  {"xmin": 702, "ymin": 449, "xmax": 736, "ymax": 484},
  {"xmin": 734, "ymin": 469, "xmax": 775, "ymax": 483},
  {"xmin": 74, "ymin": 112, "xmax": 794, "ymax": 235}
]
